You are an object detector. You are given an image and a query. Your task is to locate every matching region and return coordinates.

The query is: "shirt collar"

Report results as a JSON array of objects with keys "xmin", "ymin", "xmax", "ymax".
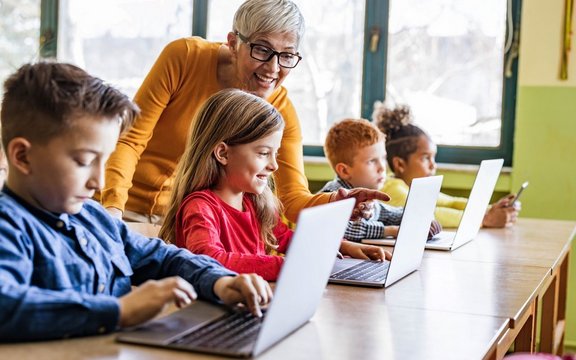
[
  {"xmin": 335, "ymin": 177, "xmax": 354, "ymax": 190},
  {"xmin": 1, "ymin": 186, "xmax": 71, "ymax": 229}
]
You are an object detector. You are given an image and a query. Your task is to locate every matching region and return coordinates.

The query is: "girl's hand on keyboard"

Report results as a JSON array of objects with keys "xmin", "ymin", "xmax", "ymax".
[{"xmin": 214, "ymin": 274, "xmax": 273, "ymax": 317}]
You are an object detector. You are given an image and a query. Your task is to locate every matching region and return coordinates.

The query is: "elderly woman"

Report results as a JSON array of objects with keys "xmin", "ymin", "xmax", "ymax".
[{"xmin": 101, "ymin": 0, "xmax": 387, "ymax": 224}]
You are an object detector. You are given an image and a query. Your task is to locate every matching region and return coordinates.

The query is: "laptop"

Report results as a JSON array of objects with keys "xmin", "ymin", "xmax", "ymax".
[
  {"xmin": 116, "ymin": 198, "xmax": 355, "ymax": 358},
  {"xmin": 363, "ymin": 158, "xmax": 504, "ymax": 251},
  {"xmin": 329, "ymin": 175, "xmax": 443, "ymax": 288}
]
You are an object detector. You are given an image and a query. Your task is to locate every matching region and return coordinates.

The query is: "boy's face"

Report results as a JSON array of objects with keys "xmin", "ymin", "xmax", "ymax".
[
  {"xmin": 14, "ymin": 116, "xmax": 120, "ymax": 214},
  {"xmin": 340, "ymin": 142, "xmax": 387, "ymax": 190}
]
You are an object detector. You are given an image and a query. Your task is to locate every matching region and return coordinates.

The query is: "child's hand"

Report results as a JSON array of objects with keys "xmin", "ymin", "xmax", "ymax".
[
  {"xmin": 331, "ymin": 187, "xmax": 391, "ymax": 221},
  {"xmin": 339, "ymin": 240, "xmax": 392, "ymax": 261},
  {"xmin": 213, "ymin": 274, "xmax": 272, "ymax": 318},
  {"xmin": 428, "ymin": 220, "xmax": 442, "ymax": 240},
  {"xmin": 482, "ymin": 195, "xmax": 518, "ymax": 228},
  {"xmin": 384, "ymin": 225, "xmax": 400, "ymax": 238},
  {"xmin": 118, "ymin": 276, "xmax": 197, "ymax": 328}
]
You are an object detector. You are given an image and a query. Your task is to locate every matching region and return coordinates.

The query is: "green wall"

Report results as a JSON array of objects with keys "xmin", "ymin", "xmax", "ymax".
[
  {"xmin": 514, "ymin": 86, "xmax": 576, "ymax": 346},
  {"xmin": 512, "ymin": 86, "xmax": 576, "ymax": 219}
]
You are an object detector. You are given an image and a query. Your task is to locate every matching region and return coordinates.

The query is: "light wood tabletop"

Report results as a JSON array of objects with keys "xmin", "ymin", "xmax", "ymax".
[
  {"xmin": 0, "ymin": 296, "xmax": 509, "ymax": 360},
  {"xmin": 424, "ymin": 218, "xmax": 576, "ymax": 269},
  {"xmin": 1, "ymin": 218, "xmax": 572, "ymax": 359}
]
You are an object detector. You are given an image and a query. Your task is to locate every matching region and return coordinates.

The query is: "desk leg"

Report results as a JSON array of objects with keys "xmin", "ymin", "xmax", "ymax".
[
  {"xmin": 540, "ymin": 250, "xmax": 570, "ymax": 355},
  {"xmin": 515, "ymin": 298, "xmax": 537, "ymax": 353},
  {"xmin": 555, "ymin": 252, "xmax": 570, "ymax": 354},
  {"xmin": 540, "ymin": 272, "xmax": 558, "ymax": 353}
]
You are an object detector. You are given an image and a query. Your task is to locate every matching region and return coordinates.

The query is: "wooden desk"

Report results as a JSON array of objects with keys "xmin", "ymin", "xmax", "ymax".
[
  {"xmin": 1, "ymin": 219, "xmax": 571, "ymax": 359},
  {"xmin": 423, "ymin": 218, "xmax": 576, "ymax": 354},
  {"xmin": 424, "ymin": 218, "xmax": 576, "ymax": 269},
  {"xmin": 0, "ymin": 296, "xmax": 509, "ymax": 360}
]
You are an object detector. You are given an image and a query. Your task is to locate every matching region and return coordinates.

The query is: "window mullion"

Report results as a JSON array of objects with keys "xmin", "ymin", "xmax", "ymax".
[
  {"xmin": 360, "ymin": 0, "xmax": 389, "ymax": 120},
  {"xmin": 192, "ymin": 0, "xmax": 209, "ymax": 37},
  {"xmin": 40, "ymin": 0, "xmax": 58, "ymax": 58}
]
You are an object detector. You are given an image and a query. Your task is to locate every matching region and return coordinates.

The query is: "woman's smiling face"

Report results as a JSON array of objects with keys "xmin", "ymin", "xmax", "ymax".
[{"xmin": 232, "ymin": 31, "xmax": 299, "ymax": 99}]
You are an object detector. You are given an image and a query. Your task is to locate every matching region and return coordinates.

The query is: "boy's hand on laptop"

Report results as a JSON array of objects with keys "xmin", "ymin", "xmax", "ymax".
[
  {"xmin": 339, "ymin": 240, "xmax": 392, "ymax": 261},
  {"xmin": 427, "ymin": 220, "xmax": 442, "ymax": 240},
  {"xmin": 483, "ymin": 195, "xmax": 518, "ymax": 228},
  {"xmin": 214, "ymin": 274, "xmax": 272, "ymax": 318},
  {"xmin": 331, "ymin": 188, "xmax": 391, "ymax": 221},
  {"xmin": 118, "ymin": 276, "xmax": 198, "ymax": 328}
]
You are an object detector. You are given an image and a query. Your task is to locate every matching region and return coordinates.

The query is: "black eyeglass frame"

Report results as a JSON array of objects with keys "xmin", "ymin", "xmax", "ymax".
[{"xmin": 235, "ymin": 32, "xmax": 302, "ymax": 69}]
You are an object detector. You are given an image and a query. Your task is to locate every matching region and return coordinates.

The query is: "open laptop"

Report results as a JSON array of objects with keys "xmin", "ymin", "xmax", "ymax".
[
  {"xmin": 329, "ymin": 175, "xmax": 443, "ymax": 288},
  {"xmin": 116, "ymin": 198, "xmax": 355, "ymax": 358},
  {"xmin": 363, "ymin": 158, "xmax": 504, "ymax": 252}
]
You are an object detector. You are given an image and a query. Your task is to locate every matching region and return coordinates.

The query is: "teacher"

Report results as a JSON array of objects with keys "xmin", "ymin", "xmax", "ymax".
[{"xmin": 101, "ymin": 0, "xmax": 388, "ymax": 224}]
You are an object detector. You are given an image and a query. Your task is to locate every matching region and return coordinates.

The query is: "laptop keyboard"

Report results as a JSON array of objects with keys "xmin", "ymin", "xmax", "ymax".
[
  {"xmin": 331, "ymin": 260, "xmax": 390, "ymax": 282},
  {"xmin": 171, "ymin": 310, "xmax": 263, "ymax": 350}
]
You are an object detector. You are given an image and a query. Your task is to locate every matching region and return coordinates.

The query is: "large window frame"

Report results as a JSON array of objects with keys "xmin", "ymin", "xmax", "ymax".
[{"xmin": 38, "ymin": 0, "xmax": 521, "ymax": 166}]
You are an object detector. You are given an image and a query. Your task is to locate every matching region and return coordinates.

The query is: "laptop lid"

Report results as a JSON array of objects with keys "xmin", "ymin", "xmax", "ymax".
[
  {"xmin": 252, "ymin": 198, "xmax": 354, "ymax": 355},
  {"xmin": 426, "ymin": 158, "xmax": 504, "ymax": 251},
  {"xmin": 364, "ymin": 159, "xmax": 505, "ymax": 252},
  {"xmin": 117, "ymin": 198, "xmax": 355, "ymax": 357},
  {"xmin": 384, "ymin": 175, "xmax": 443, "ymax": 286},
  {"xmin": 329, "ymin": 176, "xmax": 443, "ymax": 287}
]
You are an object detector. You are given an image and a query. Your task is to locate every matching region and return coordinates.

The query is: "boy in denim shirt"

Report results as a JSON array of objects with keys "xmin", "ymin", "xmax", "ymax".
[{"xmin": 0, "ymin": 62, "xmax": 271, "ymax": 341}]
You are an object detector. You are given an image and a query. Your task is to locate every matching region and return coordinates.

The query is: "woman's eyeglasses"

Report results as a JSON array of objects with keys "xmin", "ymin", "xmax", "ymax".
[{"xmin": 236, "ymin": 32, "xmax": 302, "ymax": 69}]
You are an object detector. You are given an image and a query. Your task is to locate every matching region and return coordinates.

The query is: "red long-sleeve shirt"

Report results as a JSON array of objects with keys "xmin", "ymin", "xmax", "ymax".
[{"xmin": 176, "ymin": 189, "xmax": 293, "ymax": 281}]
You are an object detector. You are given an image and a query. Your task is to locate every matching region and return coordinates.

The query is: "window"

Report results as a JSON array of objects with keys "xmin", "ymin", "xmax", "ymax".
[
  {"xmin": 31, "ymin": 0, "xmax": 519, "ymax": 165},
  {"xmin": 382, "ymin": 0, "xmax": 520, "ymax": 165},
  {"xmin": 0, "ymin": 0, "xmax": 40, "ymax": 102},
  {"xmin": 57, "ymin": 0, "xmax": 192, "ymax": 98},
  {"xmin": 206, "ymin": 0, "xmax": 365, "ymax": 150}
]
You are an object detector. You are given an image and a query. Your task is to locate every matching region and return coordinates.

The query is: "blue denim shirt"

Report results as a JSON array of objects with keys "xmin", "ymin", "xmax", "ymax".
[{"xmin": 0, "ymin": 188, "xmax": 235, "ymax": 341}]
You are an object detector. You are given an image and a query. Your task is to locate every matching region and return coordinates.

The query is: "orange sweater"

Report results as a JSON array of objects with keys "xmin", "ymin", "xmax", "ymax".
[{"xmin": 101, "ymin": 37, "xmax": 330, "ymax": 221}]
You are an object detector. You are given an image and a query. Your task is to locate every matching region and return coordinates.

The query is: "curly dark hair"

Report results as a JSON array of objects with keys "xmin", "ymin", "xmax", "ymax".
[{"xmin": 372, "ymin": 102, "xmax": 430, "ymax": 173}]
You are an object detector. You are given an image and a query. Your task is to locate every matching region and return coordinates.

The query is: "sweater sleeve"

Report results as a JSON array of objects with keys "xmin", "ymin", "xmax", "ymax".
[
  {"xmin": 384, "ymin": 178, "xmax": 467, "ymax": 228},
  {"xmin": 381, "ymin": 178, "xmax": 410, "ymax": 208},
  {"xmin": 178, "ymin": 199, "xmax": 285, "ymax": 281},
  {"xmin": 437, "ymin": 192, "xmax": 468, "ymax": 210},
  {"xmin": 270, "ymin": 89, "xmax": 331, "ymax": 221},
  {"xmin": 434, "ymin": 206, "xmax": 465, "ymax": 228},
  {"xmin": 101, "ymin": 39, "xmax": 189, "ymax": 211}
]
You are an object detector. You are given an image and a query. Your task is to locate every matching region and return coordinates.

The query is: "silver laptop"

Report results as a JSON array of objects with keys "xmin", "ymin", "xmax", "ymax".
[
  {"xmin": 329, "ymin": 176, "xmax": 443, "ymax": 287},
  {"xmin": 116, "ymin": 198, "xmax": 355, "ymax": 358},
  {"xmin": 363, "ymin": 158, "xmax": 504, "ymax": 251}
]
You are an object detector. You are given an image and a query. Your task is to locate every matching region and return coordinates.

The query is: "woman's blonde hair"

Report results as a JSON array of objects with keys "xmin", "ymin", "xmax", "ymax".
[
  {"xmin": 233, "ymin": 0, "xmax": 305, "ymax": 46},
  {"xmin": 160, "ymin": 89, "xmax": 285, "ymax": 251}
]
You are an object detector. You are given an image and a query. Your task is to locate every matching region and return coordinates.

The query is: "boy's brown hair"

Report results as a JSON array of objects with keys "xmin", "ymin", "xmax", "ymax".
[
  {"xmin": 1, "ymin": 62, "xmax": 139, "ymax": 152},
  {"xmin": 324, "ymin": 118, "xmax": 385, "ymax": 168}
]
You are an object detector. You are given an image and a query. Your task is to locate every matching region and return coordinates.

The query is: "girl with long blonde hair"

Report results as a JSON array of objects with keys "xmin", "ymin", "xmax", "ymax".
[{"xmin": 161, "ymin": 89, "xmax": 388, "ymax": 281}]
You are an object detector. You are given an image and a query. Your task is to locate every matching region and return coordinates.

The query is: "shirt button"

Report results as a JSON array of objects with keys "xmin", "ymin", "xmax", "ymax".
[
  {"xmin": 98, "ymin": 326, "xmax": 106, "ymax": 334},
  {"xmin": 56, "ymin": 221, "xmax": 64, "ymax": 228},
  {"xmin": 79, "ymin": 238, "xmax": 88, "ymax": 246},
  {"xmin": 98, "ymin": 284, "xmax": 105, "ymax": 293}
]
